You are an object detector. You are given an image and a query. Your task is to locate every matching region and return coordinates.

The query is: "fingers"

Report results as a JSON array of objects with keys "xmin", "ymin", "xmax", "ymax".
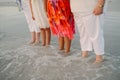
[{"xmin": 93, "ymin": 7, "xmax": 103, "ymax": 15}]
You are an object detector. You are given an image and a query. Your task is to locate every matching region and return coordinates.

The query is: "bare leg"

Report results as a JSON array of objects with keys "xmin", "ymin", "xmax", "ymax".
[
  {"xmin": 64, "ymin": 36, "xmax": 71, "ymax": 53},
  {"xmin": 41, "ymin": 28, "xmax": 46, "ymax": 46},
  {"xmin": 94, "ymin": 55, "xmax": 103, "ymax": 64},
  {"xmin": 29, "ymin": 32, "xmax": 35, "ymax": 44},
  {"xmin": 82, "ymin": 51, "xmax": 89, "ymax": 58},
  {"xmin": 58, "ymin": 37, "xmax": 64, "ymax": 50},
  {"xmin": 35, "ymin": 32, "xmax": 40, "ymax": 44},
  {"xmin": 45, "ymin": 28, "xmax": 51, "ymax": 46}
]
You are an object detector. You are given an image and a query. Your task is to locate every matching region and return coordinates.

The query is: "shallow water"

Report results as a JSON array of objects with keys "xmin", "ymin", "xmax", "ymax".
[
  {"xmin": 0, "ymin": 23, "xmax": 120, "ymax": 80},
  {"xmin": 0, "ymin": 41, "xmax": 120, "ymax": 80}
]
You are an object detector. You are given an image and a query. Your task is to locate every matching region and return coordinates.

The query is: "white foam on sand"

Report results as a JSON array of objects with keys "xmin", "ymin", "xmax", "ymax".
[{"xmin": 0, "ymin": 44, "xmax": 120, "ymax": 80}]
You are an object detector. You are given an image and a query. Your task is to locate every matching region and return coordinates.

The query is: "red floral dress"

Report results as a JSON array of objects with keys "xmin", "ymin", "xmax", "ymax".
[{"xmin": 47, "ymin": 0, "xmax": 75, "ymax": 39}]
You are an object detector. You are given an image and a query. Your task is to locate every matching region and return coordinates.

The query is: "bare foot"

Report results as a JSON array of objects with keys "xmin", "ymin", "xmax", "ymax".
[
  {"xmin": 45, "ymin": 43, "xmax": 50, "ymax": 47},
  {"xmin": 93, "ymin": 55, "xmax": 103, "ymax": 64},
  {"xmin": 93, "ymin": 59, "xmax": 103, "ymax": 64},
  {"xmin": 59, "ymin": 47, "xmax": 64, "ymax": 50},
  {"xmin": 65, "ymin": 49, "xmax": 70, "ymax": 53},
  {"xmin": 33, "ymin": 41, "xmax": 40, "ymax": 46},
  {"xmin": 82, "ymin": 51, "xmax": 89, "ymax": 58},
  {"xmin": 61, "ymin": 50, "xmax": 70, "ymax": 57},
  {"xmin": 29, "ymin": 40, "xmax": 35, "ymax": 44},
  {"xmin": 42, "ymin": 43, "xmax": 45, "ymax": 46},
  {"xmin": 62, "ymin": 52, "xmax": 71, "ymax": 57},
  {"xmin": 45, "ymin": 44, "xmax": 49, "ymax": 47}
]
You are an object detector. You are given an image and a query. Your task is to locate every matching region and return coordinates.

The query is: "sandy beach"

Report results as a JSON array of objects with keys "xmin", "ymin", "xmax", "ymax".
[{"xmin": 0, "ymin": 0, "xmax": 120, "ymax": 80}]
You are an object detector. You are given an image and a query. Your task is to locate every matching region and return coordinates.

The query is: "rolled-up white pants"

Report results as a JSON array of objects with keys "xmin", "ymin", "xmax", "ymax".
[{"xmin": 74, "ymin": 12, "xmax": 104, "ymax": 55}]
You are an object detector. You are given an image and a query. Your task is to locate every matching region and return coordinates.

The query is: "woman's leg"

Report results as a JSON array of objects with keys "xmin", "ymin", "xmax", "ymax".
[
  {"xmin": 29, "ymin": 32, "xmax": 35, "ymax": 44},
  {"xmin": 64, "ymin": 36, "xmax": 71, "ymax": 53},
  {"xmin": 89, "ymin": 15, "xmax": 104, "ymax": 63},
  {"xmin": 35, "ymin": 32, "xmax": 40, "ymax": 44},
  {"xmin": 58, "ymin": 37, "xmax": 64, "ymax": 50},
  {"xmin": 45, "ymin": 28, "xmax": 51, "ymax": 46},
  {"xmin": 41, "ymin": 28, "xmax": 46, "ymax": 46}
]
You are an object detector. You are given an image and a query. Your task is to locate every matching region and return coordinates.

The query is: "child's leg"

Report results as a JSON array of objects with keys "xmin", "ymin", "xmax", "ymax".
[
  {"xmin": 29, "ymin": 32, "xmax": 35, "ymax": 44},
  {"xmin": 35, "ymin": 32, "xmax": 40, "ymax": 44},
  {"xmin": 58, "ymin": 37, "xmax": 64, "ymax": 50},
  {"xmin": 41, "ymin": 28, "xmax": 46, "ymax": 46},
  {"xmin": 45, "ymin": 28, "xmax": 51, "ymax": 46},
  {"xmin": 34, "ymin": 24, "xmax": 40, "ymax": 44},
  {"xmin": 64, "ymin": 36, "xmax": 71, "ymax": 53}
]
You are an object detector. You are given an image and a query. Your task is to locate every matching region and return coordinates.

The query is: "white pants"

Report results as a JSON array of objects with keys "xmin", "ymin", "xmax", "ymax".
[
  {"xmin": 74, "ymin": 12, "xmax": 104, "ymax": 55},
  {"xmin": 22, "ymin": 0, "xmax": 40, "ymax": 33}
]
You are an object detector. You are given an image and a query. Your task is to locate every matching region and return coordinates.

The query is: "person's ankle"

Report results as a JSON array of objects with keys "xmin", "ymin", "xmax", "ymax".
[
  {"xmin": 65, "ymin": 49, "xmax": 70, "ymax": 53},
  {"xmin": 45, "ymin": 42, "xmax": 50, "ymax": 46},
  {"xmin": 42, "ymin": 43, "xmax": 45, "ymax": 46},
  {"xmin": 94, "ymin": 55, "xmax": 103, "ymax": 64},
  {"xmin": 59, "ymin": 47, "xmax": 64, "ymax": 50},
  {"xmin": 96, "ymin": 55, "xmax": 103, "ymax": 59},
  {"xmin": 82, "ymin": 51, "xmax": 89, "ymax": 58}
]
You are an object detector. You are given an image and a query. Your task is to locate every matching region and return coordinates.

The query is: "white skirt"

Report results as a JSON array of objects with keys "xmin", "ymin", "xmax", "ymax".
[
  {"xmin": 32, "ymin": 0, "xmax": 49, "ymax": 28},
  {"xmin": 22, "ymin": 0, "xmax": 40, "ymax": 33}
]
